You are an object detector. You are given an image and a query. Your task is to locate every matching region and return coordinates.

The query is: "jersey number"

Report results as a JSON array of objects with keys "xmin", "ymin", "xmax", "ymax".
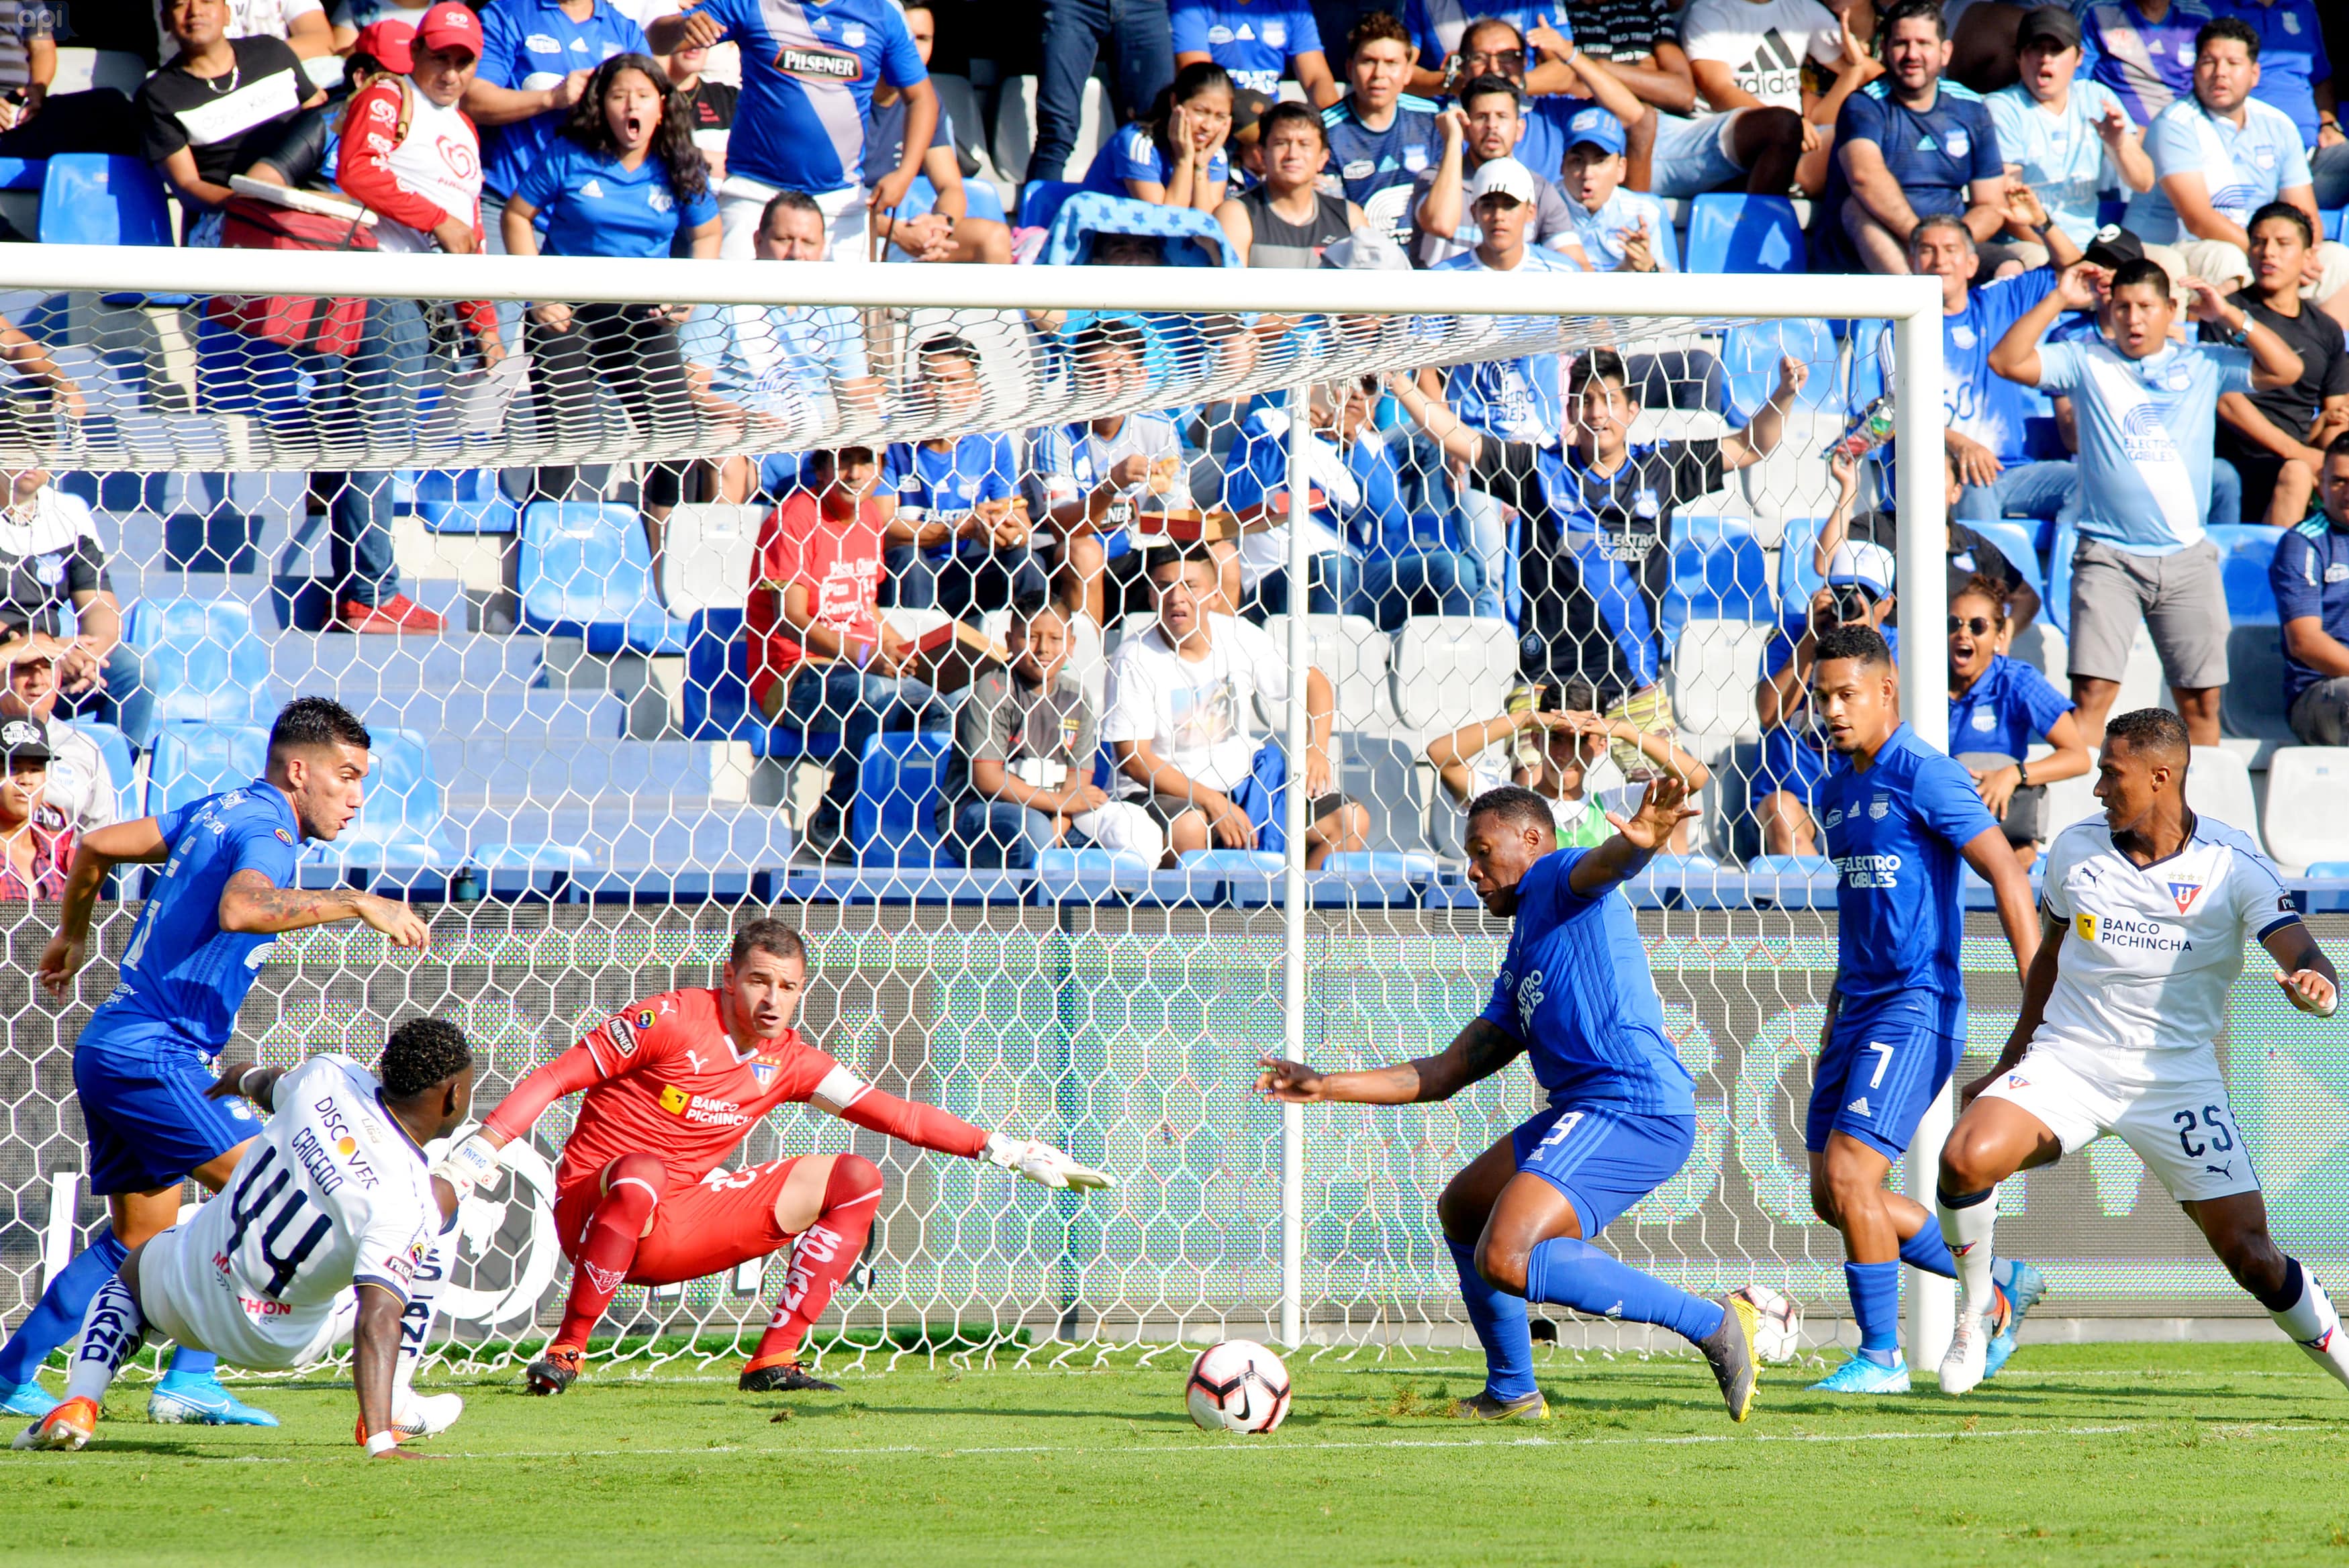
[
  {"xmin": 221, "ymin": 1144, "xmax": 335, "ymax": 1297},
  {"xmin": 2172, "ymin": 1106, "xmax": 2237, "ymax": 1160},
  {"xmin": 117, "ymin": 846, "xmax": 191, "ymax": 973},
  {"xmin": 1864, "ymin": 1042, "xmax": 1896, "ymax": 1089},
  {"xmin": 1534, "ymin": 1111, "xmax": 1586, "ymax": 1152}
]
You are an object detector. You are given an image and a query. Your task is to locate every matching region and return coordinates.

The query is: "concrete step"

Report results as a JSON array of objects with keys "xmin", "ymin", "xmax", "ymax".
[
  {"xmin": 267, "ymin": 630, "xmax": 549, "ymax": 693},
  {"xmin": 440, "ymin": 798, "xmax": 794, "ymax": 871},
  {"xmin": 348, "ymin": 687, "xmax": 630, "ymax": 741},
  {"xmin": 435, "ymin": 736, "xmax": 716, "ymax": 802}
]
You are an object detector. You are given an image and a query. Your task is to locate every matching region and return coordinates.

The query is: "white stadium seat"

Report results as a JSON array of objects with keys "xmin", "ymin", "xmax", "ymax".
[
  {"xmin": 2187, "ymin": 744, "xmax": 2263, "ymax": 854},
  {"xmin": 2262, "ymin": 748, "xmax": 2349, "ymax": 871},
  {"xmin": 1261, "ymin": 614, "xmax": 1390, "ymax": 732},
  {"xmin": 1388, "ymin": 616, "xmax": 1517, "ymax": 736},
  {"xmin": 1670, "ymin": 620, "xmax": 1776, "ymax": 741},
  {"xmin": 659, "ymin": 503, "xmax": 759, "ymax": 617}
]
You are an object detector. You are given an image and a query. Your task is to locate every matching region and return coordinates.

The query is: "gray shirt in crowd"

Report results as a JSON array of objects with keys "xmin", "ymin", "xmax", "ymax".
[{"xmin": 944, "ymin": 665, "xmax": 1098, "ymax": 818}]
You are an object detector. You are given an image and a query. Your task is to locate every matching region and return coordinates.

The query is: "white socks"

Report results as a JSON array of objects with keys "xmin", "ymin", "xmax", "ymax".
[
  {"xmin": 65, "ymin": 1276, "xmax": 146, "ymax": 1406},
  {"xmin": 2269, "ymin": 1261, "xmax": 2349, "ymax": 1393},
  {"xmin": 1937, "ymin": 1187, "xmax": 1999, "ymax": 1321}
]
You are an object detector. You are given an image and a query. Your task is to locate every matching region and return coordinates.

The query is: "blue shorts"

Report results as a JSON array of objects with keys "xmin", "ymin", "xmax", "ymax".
[
  {"xmin": 73, "ymin": 1014, "xmax": 258, "ymax": 1196},
  {"xmin": 1510, "ymin": 1102, "xmax": 1696, "ymax": 1237},
  {"xmin": 1805, "ymin": 995, "xmax": 1963, "ymax": 1161}
]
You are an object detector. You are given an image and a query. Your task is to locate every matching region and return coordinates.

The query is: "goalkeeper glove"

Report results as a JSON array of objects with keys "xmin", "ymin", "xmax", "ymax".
[
  {"xmin": 430, "ymin": 1131, "xmax": 503, "ymax": 1197},
  {"xmin": 984, "ymin": 1132, "xmax": 1115, "ymax": 1191}
]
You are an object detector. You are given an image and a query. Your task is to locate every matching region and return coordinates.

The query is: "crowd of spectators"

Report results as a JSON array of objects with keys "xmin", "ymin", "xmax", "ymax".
[{"xmin": 0, "ymin": 0, "xmax": 2346, "ymax": 875}]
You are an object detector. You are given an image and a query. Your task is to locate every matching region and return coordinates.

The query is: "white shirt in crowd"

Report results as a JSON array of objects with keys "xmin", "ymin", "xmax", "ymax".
[
  {"xmin": 1678, "ymin": 0, "xmax": 1844, "ymax": 115},
  {"xmin": 1100, "ymin": 613, "xmax": 1290, "ymax": 797}
]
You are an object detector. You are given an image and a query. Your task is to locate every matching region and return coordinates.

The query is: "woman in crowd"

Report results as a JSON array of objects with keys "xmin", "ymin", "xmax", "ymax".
[
  {"xmin": 1946, "ymin": 574, "xmax": 2089, "ymax": 867},
  {"xmin": 1084, "ymin": 60, "xmax": 1233, "ymax": 213},
  {"xmin": 0, "ymin": 719, "xmax": 72, "ymax": 899},
  {"xmin": 503, "ymin": 52, "xmax": 718, "ymax": 584}
]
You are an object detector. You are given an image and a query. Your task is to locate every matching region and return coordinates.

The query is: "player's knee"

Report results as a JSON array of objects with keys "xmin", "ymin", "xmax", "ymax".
[
  {"xmin": 1937, "ymin": 1130, "xmax": 2002, "ymax": 1195},
  {"xmin": 1474, "ymin": 1235, "xmax": 1529, "ymax": 1295},
  {"xmin": 827, "ymin": 1152, "xmax": 883, "ymax": 1206},
  {"xmin": 1434, "ymin": 1178, "xmax": 1485, "ymax": 1245}
]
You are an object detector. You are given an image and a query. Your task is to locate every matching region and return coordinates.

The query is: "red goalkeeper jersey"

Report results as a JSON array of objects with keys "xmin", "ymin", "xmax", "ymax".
[{"xmin": 483, "ymin": 987, "xmax": 991, "ymax": 1189}]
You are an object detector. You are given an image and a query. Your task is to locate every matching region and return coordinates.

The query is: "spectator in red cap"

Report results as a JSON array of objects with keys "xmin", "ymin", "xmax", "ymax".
[{"xmin": 325, "ymin": 0, "xmax": 506, "ymax": 635}]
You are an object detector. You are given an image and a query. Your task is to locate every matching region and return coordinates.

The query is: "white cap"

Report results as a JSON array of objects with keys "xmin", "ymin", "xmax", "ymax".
[
  {"xmin": 1465, "ymin": 156, "xmax": 1538, "ymax": 207},
  {"xmin": 1825, "ymin": 540, "xmax": 1895, "ymax": 597}
]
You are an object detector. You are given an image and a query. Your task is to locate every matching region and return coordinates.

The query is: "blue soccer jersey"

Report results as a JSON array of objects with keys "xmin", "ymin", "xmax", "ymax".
[
  {"xmin": 93, "ymin": 779, "xmax": 302, "ymax": 1052},
  {"xmin": 510, "ymin": 139, "xmax": 720, "ymax": 258},
  {"xmin": 1321, "ymin": 94, "xmax": 1441, "ymax": 223},
  {"xmin": 1815, "ymin": 722, "xmax": 1999, "ymax": 1025},
  {"xmin": 1479, "ymin": 850, "xmax": 1696, "ymax": 1116},
  {"xmin": 685, "ymin": 0, "xmax": 926, "ymax": 195},
  {"xmin": 1948, "ymin": 652, "xmax": 2075, "ymax": 761},
  {"xmin": 1171, "ymin": 0, "xmax": 1323, "ymax": 93},
  {"xmin": 883, "ymin": 433, "xmax": 1020, "ymax": 550},
  {"xmin": 474, "ymin": 0, "xmax": 649, "ymax": 199},
  {"xmin": 2035, "ymin": 336, "xmax": 2252, "ymax": 552}
]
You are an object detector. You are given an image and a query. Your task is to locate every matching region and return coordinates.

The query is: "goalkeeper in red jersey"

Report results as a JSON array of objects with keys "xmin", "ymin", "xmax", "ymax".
[{"xmin": 433, "ymin": 919, "xmax": 1112, "ymax": 1395}]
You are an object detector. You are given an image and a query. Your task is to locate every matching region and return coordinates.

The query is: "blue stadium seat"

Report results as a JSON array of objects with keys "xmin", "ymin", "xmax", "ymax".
[
  {"xmin": 144, "ymin": 722, "xmax": 269, "ymax": 814},
  {"xmin": 1032, "ymin": 846, "xmax": 1155, "ymax": 901},
  {"xmin": 65, "ymin": 720, "xmax": 139, "ymax": 823},
  {"xmin": 1684, "ymin": 194, "xmax": 1807, "ymax": 275},
  {"xmin": 1719, "ymin": 317, "xmax": 1839, "ymax": 423},
  {"xmin": 412, "ymin": 469, "xmax": 518, "ymax": 534},
  {"xmin": 1960, "ymin": 516, "xmax": 2049, "ymax": 605},
  {"xmin": 517, "ymin": 502, "xmax": 689, "ymax": 654},
  {"xmin": 1020, "ymin": 178, "xmax": 1082, "ymax": 232},
  {"xmin": 2206, "ymin": 523, "xmax": 2284, "ymax": 624},
  {"xmin": 1672, "ymin": 514, "xmax": 1773, "ymax": 623},
  {"xmin": 850, "ymin": 729, "xmax": 956, "ymax": 868},
  {"xmin": 1311, "ymin": 850, "xmax": 1440, "ymax": 906},
  {"xmin": 2046, "ymin": 517, "xmax": 2077, "ymax": 636},
  {"xmin": 38, "ymin": 154, "xmax": 173, "ymax": 247},
  {"xmin": 118, "ymin": 597, "xmax": 278, "ymax": 747},
  {"xmin": 0, "ymin": 157, "xmax": 43, "ymax": 190},
  {"xmin": 681, "ymin": 607, "xmax": 843, "ymax": 761}
]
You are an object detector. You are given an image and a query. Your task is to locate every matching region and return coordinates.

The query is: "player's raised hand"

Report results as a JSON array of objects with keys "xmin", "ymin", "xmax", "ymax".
[
  {"xmin": 1617, "ymin": 773, "xmax": 1700, "ymax": 852},
  {"xmin": 36, "ymin": 932, "xmax": 86, "ymax": 999},
  {"xmin": 984, "ymin": 1132, "xmax": 1115, "ymax": 1189},
  {"xmin": 1255, "ymin": 1056, "xmax": 1327, "ymax": 1102},
  {"xmin": 354, "ymin": 892, "xmax": 431, "ymax": 951},
  {"xmin": 2278, "ymin": 968, "xmax": 2340, "ymax": 1018}
]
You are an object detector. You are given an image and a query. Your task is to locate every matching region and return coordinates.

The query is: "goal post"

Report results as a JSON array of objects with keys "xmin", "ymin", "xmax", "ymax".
[{"xmin": 0, "ymin": 242, "xmax": 2034, "ymax": 1379}]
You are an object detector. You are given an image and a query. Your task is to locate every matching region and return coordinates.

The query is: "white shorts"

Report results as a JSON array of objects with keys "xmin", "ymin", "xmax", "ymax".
[
  {"xmin": 1977, "ymin": 1047, "xmax": 2260, "ymax": 1204},
  {"xmin": 137, "ymin": 1221, "xmax": 354, "ymax": 1373},
  {"xmin": 718, "ymin": 177, "xmax": 869, "ymax": 262}
]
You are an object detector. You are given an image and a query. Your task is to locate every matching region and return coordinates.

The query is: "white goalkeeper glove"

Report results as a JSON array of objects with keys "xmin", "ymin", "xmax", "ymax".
[
  {"xmin": 984, "ymin": 1132, "xmax": 1115, "ymax": 1191},
  {"xmin": 430, "ymin": 1131, "xmax": 504, "ymax": 1198}
]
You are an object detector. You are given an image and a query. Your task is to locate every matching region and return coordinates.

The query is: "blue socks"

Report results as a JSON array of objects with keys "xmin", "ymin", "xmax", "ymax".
[
  {"xmin": 1845, "ymin": 1259, "xmax": 1903, "ymax": 1364},
  {"xmin": 0, "ymin": 1229, "xmax": 128, "ymax": 1385},
  {"xmin": 162, "ymin": 1347, "xmax": 218, "ymax": 1380},
  {"xmin": 1525, "ymin": 1237, "xmax": 1727, "ymax": 1346},
  {"xmin": 1447, "ymin": 1238, "xmax": 1537, "ymax": 1400},
  {"xmin": 1899, "ymin": 1225, "xmax": 1956, "ymax": 1279}
]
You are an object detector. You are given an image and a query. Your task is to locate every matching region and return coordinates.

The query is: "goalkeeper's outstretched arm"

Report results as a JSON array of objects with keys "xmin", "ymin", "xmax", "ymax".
[
  {"xmin": 1258, "ymin": 1018, "xmax": 1527, "ymax": 1107},
  {"xmin": 817, "ymin": 1071, "xmax": 1114, "ymax": 1191}
]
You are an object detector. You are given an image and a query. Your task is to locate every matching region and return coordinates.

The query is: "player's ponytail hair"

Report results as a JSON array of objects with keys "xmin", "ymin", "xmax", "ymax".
[
  {"xmin": 380, "ymin": 1016, "xmax": 473, "ymax": 1099},
  {"xmin": 730, "ymin": 919, "xmax": 806, "ymax": 970}
]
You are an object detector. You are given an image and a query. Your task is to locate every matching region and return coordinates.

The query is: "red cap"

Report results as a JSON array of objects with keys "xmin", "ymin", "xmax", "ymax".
[
  {"xmin": 350, "ymin": 17, "xmax": 414, "ymax": 71},
  {"xmin": 414, "ymin": 0, "xmax": 483, "ymax": 58}
]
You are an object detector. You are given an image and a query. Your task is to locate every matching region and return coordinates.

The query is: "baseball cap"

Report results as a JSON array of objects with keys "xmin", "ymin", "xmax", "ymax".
[
  {"xmin": 1826, "ymin": 540, "xmax": 1896, "ymax": 598},
  {"xmin": 1466, "ymin": 156, "xmax": 1537, "ymax": 206},
  {"xmin": 1228, "ymin": 87, "xmax": 1276, "ymax": 142},
  {"xmin": 2015, "ymin": 4, "xmax": 2081, "ymax": 52},
  {"xmin": 1, "ymin": 719, "xmax": 49, "ymax": 766},
  {"xmin": 415, "ymin": 1, "xmax": 483, "ymax": 58},
  {"xmin": 1564, "ymin": 105, "xmax": 1625, "ymax": 157},
  {"xmin": 350, "ymin": 18, "xmax": 415, "ymax": 72},
  {"xmin": 2083, "ymin": 223, "xmax": 2144, "ymax": 270}
]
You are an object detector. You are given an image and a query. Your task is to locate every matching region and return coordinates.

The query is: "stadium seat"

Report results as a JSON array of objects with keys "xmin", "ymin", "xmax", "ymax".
[
  {"xmin": 850, "ymin": 729, "xmax": 957, "ymax": 868},
  {"xmin": 411, "ymin": 469, "xmax": 518, "ymax": 534},
  {"xmin": 1312, "ymin": 850, "xmax": 1441, "ymax": 905},
  {"xmin": 38, "ymin": 154, "xmax": 172, "ymax": 247},
  {"xmin": 1743, "ymin": 853, "xmax": 1837, "ymax": 909},
  {"xmin": 1668, "ymin": 619, "xmax": 1778, "ymax": 740},
  {"xmin": 1163, "ymin": 847, "xmax": 1284, "ymax": 905},
  {"xmin": 2262, "ymin": 748, "xmax": 2349, "ymax": 871},
  {"xmin": 1388, "ymin": 616, "xmax": 1517, "ymax": 734},
  {"xmin": 144, "ymin": 722, "xmax": 269, "ymax": 815},
  {"xmin": 1261, "ymin": 614, "xmax": 1389, "ymax": 731},
  {"xmin": 1335, "ymin": 734, "xmax": 1433, "ymax": 856},
  {"xmin": 1719, "ymin": 317, "xmax": 1839, "ymax": 424},
  {"xmin": 2188, "ymin": 745, "xmax": 2263, "ymax": 852},
  {"xmin": 994, "ymin": 75, "xmax": 1111, "ymax": 185},
  {"xmin": 66, "ymin": 719, "xmax": 140, "ymax": 824},
  {"xmin": 1960, "ymin": 516, "xmax": 2049, "ymax": 604},
  {"xmin": 1018, "ymin": 178, "xmax": 1083, "ymax": 233},
  {"xmin": 118, "ymin": 596, "xmax": 279, "ymax": 747},
  {"xmin": 517, "ymin": 502, "xmax": 690, "ymax": 655},
  {"xmin": 2220, "ymin": 624, "xmax": 2292, "ymax": 744},
  {"xmin": 1031, "ymin": 846, "xmax": 1155, "ymax": 901},
  {"xmin": 660, "ymin": 502, "xmax": 760, "ymax": 617},
  {"xmin": 1670, "ymin": 515, "xmax": 1771, "ymax": 624},
  {"xmin": 2205, "ymin": 524, "xmax": 2283, "ymax": 623},
  {"xmin": 682, "ymin": 608, "xmax": 838, "ymax": 764},
  {"xmin": 1684, "ymin": 194, "xmax": 1807, "ymax": 275}
]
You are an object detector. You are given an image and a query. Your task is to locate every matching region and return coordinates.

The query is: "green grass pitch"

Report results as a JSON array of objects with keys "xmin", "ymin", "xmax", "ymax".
[{"xmin": 8, "ymin": 1342, "xmax": 2349, "ymax": 1567}]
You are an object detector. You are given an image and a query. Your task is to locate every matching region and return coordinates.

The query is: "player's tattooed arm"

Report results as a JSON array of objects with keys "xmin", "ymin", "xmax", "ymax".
[
  {"xmin": 217, "ymin": 871, "xmax": 432, "ymax": 948},
  {"xmin": 1961, "ymin": 908, "xmax": 2068, "ymax": 1108},
  {"xmin": 1257, "ymin": 1020, "xmax": 1526, "ymax": 1106}
]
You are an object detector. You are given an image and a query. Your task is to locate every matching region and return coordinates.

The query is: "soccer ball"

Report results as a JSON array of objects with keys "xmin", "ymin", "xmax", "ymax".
[
  {"xmin": 1732, "ymin": 1285, "xmax": 1803, "ymax": 1364},
  {"xmin": 1186, "ymin": 1339, "xmax": 1292, "ymax": 1433}
]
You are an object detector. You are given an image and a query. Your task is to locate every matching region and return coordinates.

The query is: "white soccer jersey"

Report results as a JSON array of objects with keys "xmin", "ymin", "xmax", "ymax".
[{"xmin": 2033, "ymin": 813, "xmax": 2301, "ymax": 1087}]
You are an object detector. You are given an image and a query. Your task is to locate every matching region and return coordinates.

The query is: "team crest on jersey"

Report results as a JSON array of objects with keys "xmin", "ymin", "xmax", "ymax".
[
  {"xmin": 1868, "ymin": 795, "xmax": 1889, "ymax": 820},
  {"xmin": 2168, "ymin": 881, "xmax": 2202, "ymax": 914},
  {"xmin": 658, "ymin": 1084, "xmax": 691, "ymax": 1114},
  {"xmin": 777, "ymin": 44, "xmax": 862, "ymax": 81},
  {"xmin": 750, "ymin": 1061, "xmax": 777, "ymax": 1086}
]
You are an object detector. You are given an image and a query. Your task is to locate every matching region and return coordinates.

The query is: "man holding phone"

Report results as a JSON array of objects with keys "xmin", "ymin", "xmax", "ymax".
[{"xmin": 1751, "ymin": 539, "xmax": 1899, "ymax": 855}]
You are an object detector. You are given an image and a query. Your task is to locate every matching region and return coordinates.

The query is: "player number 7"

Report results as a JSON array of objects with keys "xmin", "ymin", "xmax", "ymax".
[{"xmin": 1865, "ymin": 1042, "xmax": 1895, "ymax": 1089}]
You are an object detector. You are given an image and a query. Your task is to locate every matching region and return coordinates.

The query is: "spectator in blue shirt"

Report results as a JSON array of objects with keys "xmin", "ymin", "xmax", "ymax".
[
  {"xmin": 2078, "ymin": 0, "xmax": 2213, "ymax": 126},
  {"xmin": 2272, "ymin": 435, "xmax": 2349, "ymax": 743},
  {"xmin": 1220, "ymin": 377, "xmax": 1484, "ymax": 628},
  {"xmin": 1557, "ymin": 105, "xmax": 1673, "ymax": 271},
  {"xmin": 1986, "ymin": 6, "xmax": 2155, "ymax": 258},
  {"xmin": 502, "ymin": 54, "xmax": 716, "ymax": 578},
  {"xmin": 1173, "ymin": 0, "xmax": 1339, "ymax": 104},
  {"xmin": 881, "ymin": 335, "xmax": 1047, "ymax": 619},
  {"xmin": 1989, "ymin": 254, "xmax": 2305, "ymax": 745},
  {"xmin": 1946, "ymin": 575, "xmax": 2089, "ymax": 862},
  {"xmin": 1084, "ymin": 60, "xmax": 1235, "ymax": 211},
  {"xmin": 2220, "ymin": 0, "xmax": 2345, "ymax": 204},
  {"xmin": 2127, "ymin": 15, "xmax": 2338, "ymax": 301},
  {"xmin": 1321, "ymin": 11, "xmax": 1443, "ymax": 246},
  {"xmin": 1817, "ymin": 0, "xmax": 2006, "ymax": 275},
  {"xmin": 463, "ymin": 0, "xmax": 646, "ymax": 247}
]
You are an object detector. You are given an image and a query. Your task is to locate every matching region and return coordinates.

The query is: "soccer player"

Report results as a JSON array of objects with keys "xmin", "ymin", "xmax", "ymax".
[
  {"xmin": 1934, "ymin": 709, "xmax": 2349, "ymax": 1396},
  {"xmin": 1257, "ymin": 777, "xmax": 1766, "ymax": 1424},
  {"xmin": 0, "ymin": 697, "xmax": 432, "ymax": 1424},
  {"xmin": 15, "ymin": 1020, "xmax": 475, "ymax": 1454},
  {"xmin": 1801, "ymin": 625, "xmax": 2046, "ymax": 1394},
  {"xmin": 434, "ymin": 920, "xmax": 1111, "ymax": 1395}
]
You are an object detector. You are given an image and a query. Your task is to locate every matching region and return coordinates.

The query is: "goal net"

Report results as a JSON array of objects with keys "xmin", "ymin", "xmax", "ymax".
[{"xmin": 0, "ymin": 246, "xmax": 2332, "ymax": 1387}]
